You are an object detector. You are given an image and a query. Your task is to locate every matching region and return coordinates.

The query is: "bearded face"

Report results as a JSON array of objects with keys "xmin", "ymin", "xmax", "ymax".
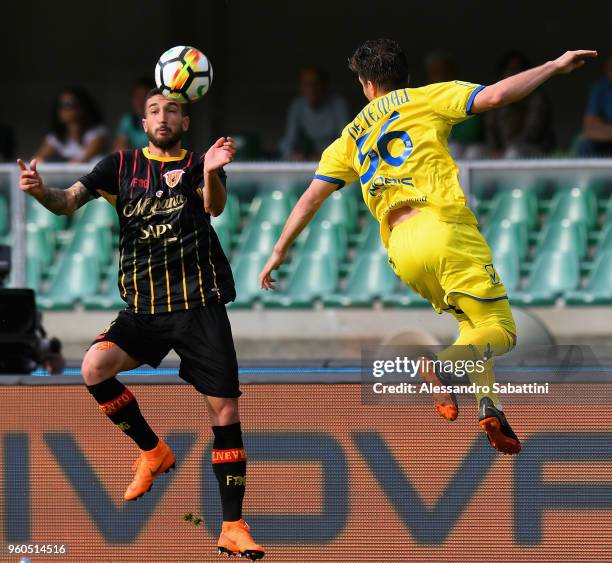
[{"xmin": 143, "ymin": 95, "xmax": 189, "ymax": 150}]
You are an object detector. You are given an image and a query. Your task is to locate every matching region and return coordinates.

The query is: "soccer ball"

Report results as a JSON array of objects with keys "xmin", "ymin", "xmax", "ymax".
[{"xmin": 155, "ymin": 46, "xmax": 213, "ymax": 103}]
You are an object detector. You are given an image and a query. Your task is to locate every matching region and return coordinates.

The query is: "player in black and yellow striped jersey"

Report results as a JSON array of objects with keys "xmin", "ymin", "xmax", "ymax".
[
  {"xmin": 17, "ymin": 89, "xmax": 264, "ymax": 560},
  {"xmin": 79, "ymin": 141, "xmax": 235, "ymax": 314}
]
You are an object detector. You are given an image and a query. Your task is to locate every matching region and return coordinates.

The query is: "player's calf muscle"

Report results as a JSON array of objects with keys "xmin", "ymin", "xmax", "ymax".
[{"xmin": 207, "ymin": 397, "xmax": 240, "ymax": 426}]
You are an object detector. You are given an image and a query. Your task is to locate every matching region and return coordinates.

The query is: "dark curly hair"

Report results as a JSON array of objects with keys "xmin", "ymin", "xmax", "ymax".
[
  {"xmin": 348, "ymin": 38, "xmax": 409, "ymax": 91},
  {"xmin": 51, "ymin": 87, "xmax": 104, "ymax": 142}
]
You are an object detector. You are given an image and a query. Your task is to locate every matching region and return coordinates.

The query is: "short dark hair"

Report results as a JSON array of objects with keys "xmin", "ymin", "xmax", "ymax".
[
  {"xmin": 144, "ymin": 88, "xmax": 188, "ymax": 115},
  {"xmin": 348, "ymin": 38, "xmax": 409, "ymax": 91}
]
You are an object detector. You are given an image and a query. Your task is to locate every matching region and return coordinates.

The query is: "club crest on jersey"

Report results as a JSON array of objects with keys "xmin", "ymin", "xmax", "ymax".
[{"xmin": 163, "ymin": 169, "xmax": 184, "ymax": 188}]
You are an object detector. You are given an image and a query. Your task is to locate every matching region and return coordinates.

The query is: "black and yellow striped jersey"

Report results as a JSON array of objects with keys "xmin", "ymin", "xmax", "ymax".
[{"xmin": 79, "ymin": 148, "xmax": 235, "ymax": 314}]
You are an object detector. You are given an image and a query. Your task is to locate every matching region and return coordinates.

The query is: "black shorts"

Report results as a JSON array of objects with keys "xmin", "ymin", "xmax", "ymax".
[{"xmin": 92, "ymin": 303, "xmax": 240, "ymax": 398}]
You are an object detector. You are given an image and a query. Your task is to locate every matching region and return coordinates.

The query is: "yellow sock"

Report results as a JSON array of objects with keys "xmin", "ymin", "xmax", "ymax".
[{"xmin": 437, "ymin": 295, "xmax": 517, "ymax": 409}]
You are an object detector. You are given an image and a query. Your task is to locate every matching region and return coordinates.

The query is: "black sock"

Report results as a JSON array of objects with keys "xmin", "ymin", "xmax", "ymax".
[
  {"xmin": 212, "ymin": 422, "xmax": 246, "ymax": 521},
  {"xmin": 87, "ymin": 378, "xmax": 159, "ymax": 451}
]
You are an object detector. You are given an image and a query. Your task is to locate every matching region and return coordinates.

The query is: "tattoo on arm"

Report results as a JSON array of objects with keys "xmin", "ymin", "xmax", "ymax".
[
  {"xmin": 40, "ymin": 182, "xmax": 93, "ymax": 215},
  {"xmin": 39, "ymin": 182, "xmax": 93, "ymax": 215},
  {"xmin": 70, "ymin": 183, "xmax": 94, "ymax": 211},
  {"xmin": 39, "ymin": 188, "xmax": 70, "ymax": 215}
]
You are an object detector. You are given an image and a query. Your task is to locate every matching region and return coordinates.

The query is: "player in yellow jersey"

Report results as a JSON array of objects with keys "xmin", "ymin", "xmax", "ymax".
[{"xmin": 259, "ymin": 39, "xmax": 597, "ymax": 455}]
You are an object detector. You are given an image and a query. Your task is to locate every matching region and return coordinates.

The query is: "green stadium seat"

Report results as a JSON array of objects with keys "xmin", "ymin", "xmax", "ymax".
[
  {"xmin": 236, "ymin": 221, "xmax": 281, "ymax": 255},
  {"xmin": 547, "ymin": 188, "xmax": 598, "ymax": 229},
  {"xmin": 66, "ymin": 223, "xmax": 114, "ymax": 268},
  {"xmin": 311, "ymin": 191, "xmax": 358, "ymax": 232},
  {"xmin": 355, "ymin": 218, "xmax": 383, "ymax": 253},
  {"xmin": 487, "ymin": 189, "xmax": 538, "ymax": 229},
  {"xmin": 496, "ymin": 178, "xmax": 548, "ymax": 194},
  {"xmin": 83, "ymin": 260, "xmax": 125, "ymax": 311},
  {"xmin": 0, "ymin": 195, "xmax": 8, "ymax": 236},
  {"xmin": 229, "ymin": 252, "xmax": 267, "ymax": 308},
  {"xmin": 72, "ymin": 197, "xmax": 118, "ymax": 231},
  {"xmin": 26, "ymin": 223, "xmax": 55, "ymax": 275},
  {"xmin": 26, "ymin": 255, "xmax": 43, "ymax": 292},
  {"xmin": 263, "ymin": 253, "xmax": 338, "ymax": 308},
  {"xmin": 343, "ymin": 182, "xmax": 362, "ymax": 199},
  {"xmin": 38, "ymin": 253, "xmax": 100, "ymax": 310},
  {"xmin": 537, "ymin": 219, "xmax": 588, "ymax": 260},
  {"xmin": 214, "ymin": 223, "xmax": 232, "ymax": 256},
  {"xmin": 512, "ymin": 250, "xmax": 580, "ymax": 306},
  {"xmin": 258, "ymin": 178, "xmax": 303, "ymax": 195},
  {"xmin": 484, "ymin": 219, "xmax": 529, "ymax": 261},
  {"xmin": 249, "ymin": 190, "xmax": 296, "ymax": 226},
  {"xmin": 381, "ymin": 283, "xmax": 431, "ymax": 308},
  {"xmin": 565, "ymin": 251, "xmax": 612, "ymax": 305},
  {"xmin": 493, "ymin": 249, "xmax": 520, "ymax": 293},
  {"xmin": 211, "ymin": 194, "xmax": 240, "ymax": 232},
  {"xmin": 558, "ymin": 178, "xmax": 611, "ymax": 197},
  {"xmin": 324, "ymin": 251, "xmax": 397, "ymax": 306},
  {"xmin": 26, "ymin": 198, "xmax": 68, "ymax": 231},
  {"xmin": 604, "ymin": 196, "xmax": 612, "ymax": 226},
  {"xmin": 596, "ymin": 222, "xmax": 612, "ymax": 255},
  {"xmin": 298, "ymin": 221, "xmax": 348, "ymax": 261}
]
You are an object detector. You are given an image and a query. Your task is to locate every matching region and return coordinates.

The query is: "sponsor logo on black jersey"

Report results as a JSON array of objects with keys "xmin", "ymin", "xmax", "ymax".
[{"xmin": 123, "ymin": 194, "xmax": 186, "ymax": 219}]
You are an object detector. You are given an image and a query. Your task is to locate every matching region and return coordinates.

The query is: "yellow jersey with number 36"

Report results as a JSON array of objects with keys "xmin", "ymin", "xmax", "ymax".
[{"xmin": 314, "ymin": 80, "xmax": 485, "ymax": 247}]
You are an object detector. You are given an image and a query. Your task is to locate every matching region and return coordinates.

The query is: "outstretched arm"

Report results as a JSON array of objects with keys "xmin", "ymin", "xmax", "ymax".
[
  {"xmin": 17, "ymin": 158, "xmax": 93, "ymax": 215},
  {"xmin": 471, "ymin": 50, "xmax": 598, "ymax": 113},
  {"xmin": 258, "ymin": 178, "xmax": 337, "ymax": 289}
]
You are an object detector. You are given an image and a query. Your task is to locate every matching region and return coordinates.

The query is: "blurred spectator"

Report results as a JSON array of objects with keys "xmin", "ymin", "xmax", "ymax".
[
  {"xmin": 577, "ymin": 54, "xmax": 612, "ymax": 157},
  {"xmin": 0, "ymin": 120, "xmax": 14, "ymax": 162},
  {"xmin": 113, "ymin": 77, "xmax": 154, "ymax": 151},
  {"xmin": 280, "ymin": 66, "xmax": 348, "ymax": 160},
  {"xmin": 486, "ymin": 51, "xmax": 555, "ymax": 158},
  {"xmin": 34, "ymin": 88, "xmax": 107, "ymax": 163},
  {"xmin": 424, "ymin": 51, "xmax": 486, "ymax": 159}
]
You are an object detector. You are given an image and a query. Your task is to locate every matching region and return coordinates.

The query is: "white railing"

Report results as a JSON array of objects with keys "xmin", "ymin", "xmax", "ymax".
[{"xmin": 2, "ymin": 159, "xmax": 612, "ymax": 287}]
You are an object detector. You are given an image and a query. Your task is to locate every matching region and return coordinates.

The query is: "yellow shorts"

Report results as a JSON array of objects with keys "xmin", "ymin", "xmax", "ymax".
[{"xmin": 387, "ymin": 210, "xmax": 509, "ymax": 314}]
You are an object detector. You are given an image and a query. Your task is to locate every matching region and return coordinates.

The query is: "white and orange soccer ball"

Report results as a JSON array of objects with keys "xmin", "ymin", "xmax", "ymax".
[{"xmin": 154, "ymin": 46, "xmax": 213, "ymax": 103}]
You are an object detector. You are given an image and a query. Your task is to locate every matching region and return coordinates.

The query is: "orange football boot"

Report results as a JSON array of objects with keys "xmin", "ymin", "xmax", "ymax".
[
  {"xmin": 124, "ymin": 439, "xmax": 176, "ymax": 501},
  {"xmin": 217, "ymin": 519, "xmax": 265, "ymax": 560},
  {"xmin": 417, "ymin": 356, "xmax": 459, "ymax": 421}
]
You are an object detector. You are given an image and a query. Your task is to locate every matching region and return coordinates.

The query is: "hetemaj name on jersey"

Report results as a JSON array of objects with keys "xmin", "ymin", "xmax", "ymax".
[{"xmin": 347, "ymin": 88, "xmax": 410, "ymax": 141}]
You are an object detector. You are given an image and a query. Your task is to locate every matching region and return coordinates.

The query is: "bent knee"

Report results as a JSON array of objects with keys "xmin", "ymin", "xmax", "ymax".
[{"xmin": 81, "ymin": 349, "xmax": 120, "ymax": 385}]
